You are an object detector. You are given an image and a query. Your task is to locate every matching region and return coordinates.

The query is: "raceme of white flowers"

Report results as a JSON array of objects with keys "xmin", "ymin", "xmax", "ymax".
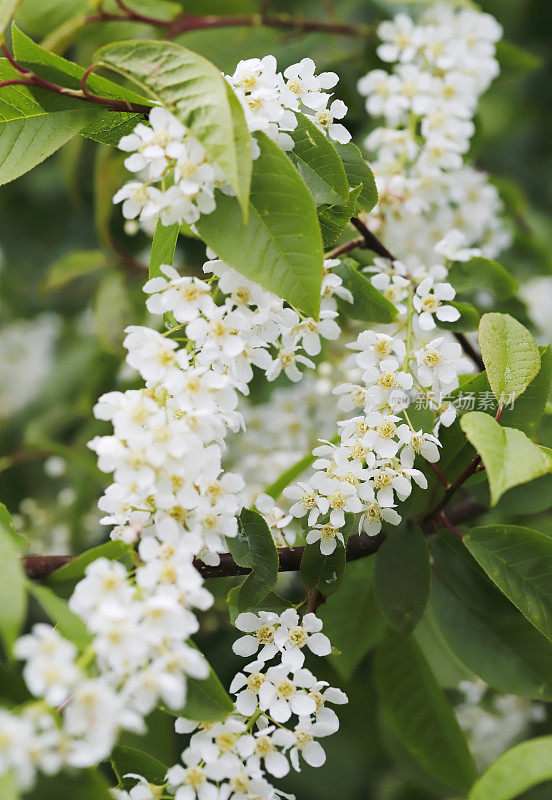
[
  {"xmin": 113, "ymin": 56, "xmax": 351, "ymax": 232},
  {"xmin": 0, "ymin": 253, "xmax": 351, "ymax": 792},
  {"xmin": 280, "ymin": 3, "xmax": 508, "ymax": 554},
  {"xmin": 0, "ymin": 3, "xmax": 512, "ymax": 796},
  {"xmin": 357, "ymin": 1, "xmax": 510, "ymax": 265}
]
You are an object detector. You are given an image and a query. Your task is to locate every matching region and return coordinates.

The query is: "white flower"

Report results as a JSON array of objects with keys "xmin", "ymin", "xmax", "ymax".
[
  {"xmin": 415, "ymin": 337, "xmax": 470, "ymax": 389},
  {"xmin": 289, "ymin": 718, "xmax": 328, "ymax": 771},
  {"xmin": 273, "ymin": 610, "xmax": 332, "ymax": 669},
  {"xmin": 311, "ymin": 99, "xmax": 351, "ymax": 144},
  {"xmin": 258, "ymin": 665, "xmax": 318, "ymax": 722},
  {"xmin": 396, "ymin": 425, "xmax": 441, "ymax": 463},
  {"xmin": 166, "ymin": 749, "xmax": 221, "ymax": 800},
  {"xmin": 232, "ymin": 611, "xmax": 281, "ymax": 661},
  {"xmin": 283, "ymin": 58, "xmax": 338, "ymax": 110},
  {"xmin": 376, "ymin": 13, "xmax": 422, "ymax": 64},
  {"xmin": 306, "ymin": 522, "xmax": 344, "ymax": 556},
  {"xmin": 413, "ymin": 276, "xmax": 460, "ymax": 330},
  {"xmin": 283, "ymin": 481, "xmax": 329, "ymax": 526}
]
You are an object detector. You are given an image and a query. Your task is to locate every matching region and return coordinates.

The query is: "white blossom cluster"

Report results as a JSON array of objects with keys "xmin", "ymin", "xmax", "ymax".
[
  {"xmin": 226, "ymin": 55, "xmax": 351, "ymax": 151},
  {"xmin": 0, "ymin": 253, "xmax": 352, "ymax": 792},
  {"xmin": 280, "ymin": 2, "xmax": 510, "ymax": 557},
  {"xmin": 114, "ymin": 57, "xmax": 351, "ymax": 232},
  {"xmin": 357, "ymin": 2, "xmax": 510, "ymax": 264},
  {"xmin": 113, "ymin": 609, "xmax": 347, "ymax": 800}
]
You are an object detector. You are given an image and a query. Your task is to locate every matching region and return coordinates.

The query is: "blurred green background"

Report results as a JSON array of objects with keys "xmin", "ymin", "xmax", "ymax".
[{"xmin": 1, "ymin": 1, "xmax": 551, "ymax": 798}]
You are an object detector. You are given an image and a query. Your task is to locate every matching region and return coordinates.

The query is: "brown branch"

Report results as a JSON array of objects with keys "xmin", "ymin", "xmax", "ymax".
[
  {"xmin": 351, "ymin": 217, "xmax": 395, "ymax": 262},
  {"xmin": 325, "ymin": 236, "xmax": 365, "ymax": 260},
  {"xmin": 21, "ymin": 495, "xmax": 484, "ymax": 582},
  {"xmin": 85, "ymin": 5, "xmax": 371, "ymax": 40},
  {"xmin": 0, "ymin": 43, "xmax": 152, "ymax": 116}
]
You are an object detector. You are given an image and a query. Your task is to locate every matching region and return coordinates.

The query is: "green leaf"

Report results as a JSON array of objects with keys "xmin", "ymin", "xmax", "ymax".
[
  {"xmin": 333, "ymin": 141, "xmax": 377, "ymax": 212},
  {"xmin": 334, "ymin": 260, "xmax": 397, "ymax": 323},
  {"xmin": 448, "ymin": 257, "xmax": 518, "ymax": 300},
  {"xmin": 150, "ymin": 221, "xmax": 179, "ymax": 278},
  {"xmin": 430, "ymin": 561, "xmax": 552, "ymax": 701},
  {"xmin": 478, "ymin": 312, "xmax": 541, "ymax": 402},
  {"xmin": 0, "ymin": 507, "xmax": 27, "ymax": 657},
  {"xmin": 289, "ymin": 113, "xmax": 348, "ymax": 206},
  {"xmin": 197, "ymin": 133, "xmax": 324, "ymax": 317},
  {"xmin": 111, "ymin": 746, "xmax": 167, "ymax": 789},
  {"xmin": 460, "ymin": 411, "xmax": 552, "ymax": 505},
  {"xmin": 375, "ymin": 631, "xmax": 477, "ymax": 794},
  {"xmin": 96, "ymin": 39, "xmax": 252, "ymax": 211},
  {"xmin": 149, "ymin": 220, "xmax": 180, "ymax": 328},
  {"xmin": 468, "ymin": 736, "xmax": 552, "ymax": 800},
  {"xmin": 234, "ymin": 508, "xmax": 278, "ymax": 612},
  {"xmin": 42, "ymin": 249, "xmax": 108, "ymax": 291},
  {"xmin": 300, "ymin": 514, "xmax": 355, "ymax": 598},
  {"xmin": 48, "ymin": 540, "xmax": 130, "ymax": 582},
  {"xmin": 374, "ymin": 525, "xmax": 430, "ymax": 634},
  {"xmin": 27, "ymin": 581, "xmax": 91, "ymax": 649},
  {"xmin": 0, "ymin": 61, "xmax": 102, "ymax": 185},
  {"xmin": 465, "ymin": 524, "xmax": 552, "ymax": 645},
  {"xmin": 318, "ymin": 558, "xmax": 385, "ymax": 680},
  {"xmin": 0, "ymin": 770, "xmax": 18, "ymax": 800},
  {"xmin": 179, "ymin": 660, "xmax": 234, "ymax": 723},
  {"xmin": 317, "ymin": 185, "xmax": 361, "ymax": 249}
]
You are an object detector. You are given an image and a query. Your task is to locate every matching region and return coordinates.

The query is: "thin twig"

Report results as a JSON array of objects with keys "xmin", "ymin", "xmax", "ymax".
[
  {"xmin": 0, "ymin": 43, "xmax": 152, "ymax": 116},
  {"xmin": 325, "ymin": 236, "xmax": 365, "ymax": 260},
  {"xmin": 85, "ymin": 6, "xmax": 372, "ymax": 40}
]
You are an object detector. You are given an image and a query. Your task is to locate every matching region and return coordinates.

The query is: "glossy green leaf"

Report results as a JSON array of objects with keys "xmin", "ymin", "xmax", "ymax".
[
  {"xmin": 374, "ymin": 525, "xmax": 430, "ymax": 634},
  {"xmin": 234, "ymin": 508, "xmax": 278, "ymax": 612},
  {"xmin": 96, "ymin": 39, "xmax": 252, "ymax": 210},
  {"xmin": 430, "ymin": 576, "xmax": 552, "ymax": 700},
  {"xmin": 449, "ymin": 257, "xmax": 518, "ymax": 300},
  {"xmin": 48, "ymin": 540, "xmax": 130, "ymax": 582},
  {"xmin": 460, "ymin": 412, "xmax": 552, "ymax": 504},
  {"xmin": 289, "ymin": 113, "xmax": 348, "ymax": 206},
  {"xmin": 334, "ymin": 260, "xmax": 397, "ymax": 323},
  {"xmin": 333, "ymin": 141, "xmax": 377, "ymax": 212},
  {"xmin": 318, "ymin": 558, "xmax": 385, "ymax": 680},
  {"xmin": 197, "ymin": 133, "xmax": 324, "ymax": 317},
  {"xmin": 0, "ymin": 507, "xmax": 27, "ymax": 656},
  {"xmin": 317, "ymin": 185, "xmax": 361, "ymax": 248},
  {"xmin": 111, "ymin": 746, "xmax": 167, "ymax": 789},
  {"xmin": 469, "ymin": 736, "xmax": 552, "ymax": 800},
  {"xmin": 478, "ymin": 312, "xmax": 541, "ymax": 402},
  {"xmin": 465, "ymin": 525, "xmax": 552, "ymax": 645},
  {"xmin": 27, "ymin": 581, "xmax": 91, "ymax": 649},
  {"xmin": 376, "ymin": 631, "xmax": 477, "ymax": 793}
]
